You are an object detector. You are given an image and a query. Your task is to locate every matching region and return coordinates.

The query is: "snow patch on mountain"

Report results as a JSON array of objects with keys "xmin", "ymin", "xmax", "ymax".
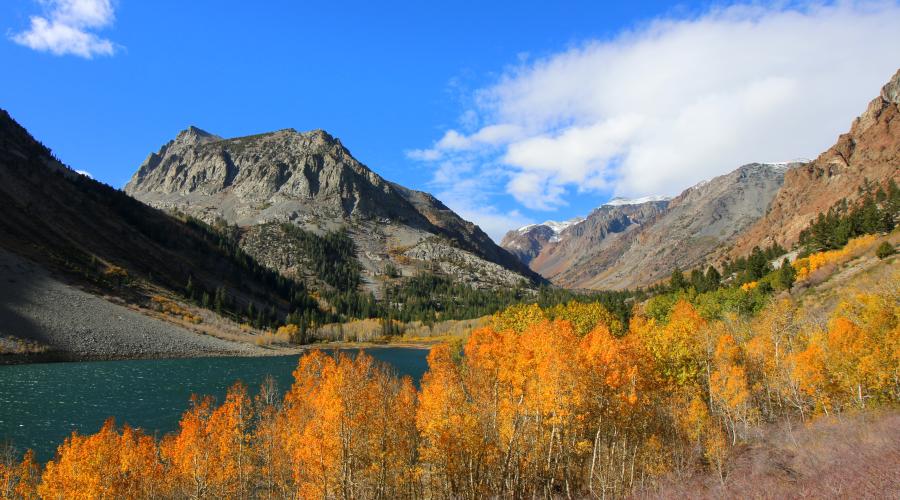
[
  {"xmin": 516, "ymin": 217, "xmax": 584, "ymax": 241},
  {"xmin": 603, "ymin": 195, "xmax": 671, "ymax": 207}
]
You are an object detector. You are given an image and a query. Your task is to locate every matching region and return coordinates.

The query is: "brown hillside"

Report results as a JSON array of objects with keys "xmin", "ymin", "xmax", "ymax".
[{"xmin": 731, "ymin": 68, "xmax": 900, "ymax": 256}]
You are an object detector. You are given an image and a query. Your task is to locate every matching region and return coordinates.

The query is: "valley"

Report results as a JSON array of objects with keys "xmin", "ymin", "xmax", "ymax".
[{"xmin": 0, "ymin": 10, "xmax": 898, "ymax": 496}]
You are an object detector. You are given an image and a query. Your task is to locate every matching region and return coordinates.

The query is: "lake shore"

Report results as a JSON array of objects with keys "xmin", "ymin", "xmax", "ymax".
[{"xmin": 1, "ymin": 338, "xmax": 439, "ymax": 365}]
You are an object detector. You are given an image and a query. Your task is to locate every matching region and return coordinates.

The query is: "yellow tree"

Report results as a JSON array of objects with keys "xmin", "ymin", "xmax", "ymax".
[
  {"xmin": 39, "ymin": 419, "xmax": 163, "ymax": 499},
  {"xmin": 161, "ymin": 383, "xmax": 252, "ymax": 498},
  {"xmin": 787, "ymin": 334, "xmax": 830, "ymax": 418},
  {"xmin": 416, "ymin": 343, "xmax": 486, "ymax": 498},
  {"xmin": 744, "ymin": 298, "xmax": 801, "ymax": 419},
  {"xmin": 823, "ymin": 317, "xmax": 887, "ymax": 410},
  {"xmin": 459, "ymin": 326, "xmax": 509, "ymax": 492},
  {"xmin": 709, "ymin": 334, "xmax": 753, "ymax": 444},
  {"xmin": 832, "ymin": 287, "xmax": 899, "ymax": 404},
  {"xmin": 253, "ymin": 376, "xmax": 294, "ymax": 498},
  {"xmin": 491, "ymin": 303, "xmax": 545, "ymax": 333},
  {"xmin": 514, "ymin": 320, "xmax": 585, "ymax": 495},
  {"xmin": 206, "ymin": 382, "xmax": 254, "ymax": 498},
  {"xmin": 634, "ymin": 300, "xmax": 706, "ymax": 388},
  {"xmin": 578, "ymin": 323, "xmax": 652, "ymax": 497},
  {"xmin": 0, "ymin": 448, "xmax": 38, "ymax": 500},
  {"xmin": 281, "ymin": 350, "xmax": 417, "ymax": 498},
  {"xmin": 547, "ymin": 301, "xmax": 624, "ymax": 336}
]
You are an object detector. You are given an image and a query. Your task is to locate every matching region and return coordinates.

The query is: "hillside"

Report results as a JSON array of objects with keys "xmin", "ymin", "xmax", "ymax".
[
  {"xmin": 730, "ymin": 68, "xmax": 900, "ymax": 255},
  {"xmin": 4, "ymin": 228, "xmax": 896, "ymax": 498},
  {"xmin": 125, "ymin": 127, "xmax": 540, "ymax": 292},
  {"xmin": 503, "ymin": 163, "xmax": 787, "ymax": 290},
  {"xmin": 500, "ymin": 218, "xmax": 584, "ymax": 265},
  {"xmin": 502, "ymin": 69, "xmax": 900, "ymax": 291},
  {"xmin": 0, "ymin": 109, "xmax": 313, "ymax": 359}
]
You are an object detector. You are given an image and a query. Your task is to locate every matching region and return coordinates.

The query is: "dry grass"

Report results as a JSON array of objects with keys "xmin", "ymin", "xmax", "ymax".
[
  {"xmin": 0, "ymin": 335, "xmax": 49, "ymax": 355},
  {"xmin": 128, "ymin": 293, "xmax": 271, "ymax": 346},
  {"xmin": 637, "ymin": 411, "xmax": 900, "ymax": 499},
  {"xmin": 794, "ymin": 234, "xmax": 899, "ymax": 319},
  {"xmin": 309, "ymin": 316, "xmax": 490, "ymax": 344},
  {"xmin": 313, "ymin": 318, "xmax": 385, "ymax": 342},
  {"xmin": 400, "ymin": 316, "xmax": 490, "ymax": 339}
]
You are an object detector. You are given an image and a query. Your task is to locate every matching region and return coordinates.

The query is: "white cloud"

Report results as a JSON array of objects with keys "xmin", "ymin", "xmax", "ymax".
[
  {"xmin": 447, "ymin": 200, "xmax": 532, "ymax": 243},
  {"xmin": 412, "ymin": 2, "xmax": 900, "ymax": 212},
  {"xmin": 425, "ymin": 157, "xmax": 533, "ymax": 241},
  {"xmin": 407, "ymin": 124, "xmax": 524, "ymax": 161},
  {"xmin": 75, "ymin": 169, "xmax": 93, "ymax": 178},
  {"xmin": 11, "ymin": 0, "xmax": 118, "ymax": 58}
]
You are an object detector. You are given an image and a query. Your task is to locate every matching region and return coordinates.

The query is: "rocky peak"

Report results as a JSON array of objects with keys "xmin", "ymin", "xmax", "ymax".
[
  {"xmin": 501, "ymin": 225, "xmax": 557, "ymax": 265},
  {"xmin": 730, "ymin": 67, "xmax": 900, "ymax": 255},
  {"xmin": 125, "ymin": 125, "xmax": 395, "ymax": 221},
  {"xmin": 853, "ymin": 68, "xmax": 900, "ymax": 135},
  {"xmin": 125, "ymin": 125, "xmax": 542, "ymax": 288},
  {"xmin": 880, "ymin": 68, "xmax": 900, "ymax": 105},
  {"xmin": 174, "ymin": 126, "xmax": 222, "ymax": 147}
]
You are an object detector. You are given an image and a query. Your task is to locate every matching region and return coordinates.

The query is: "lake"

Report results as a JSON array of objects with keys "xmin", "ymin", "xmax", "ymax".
[{"xmin": 0, "ymin": 347, "xmax": 430, "ymax": 461}]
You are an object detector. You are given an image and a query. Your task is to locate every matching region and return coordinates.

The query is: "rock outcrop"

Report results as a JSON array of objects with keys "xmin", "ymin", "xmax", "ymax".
[
  {"xmin": 126, "ymin": 127, "xmax": 540, "ymax": 291},
  {"xmin": 0, "ymin": 110, "xmax": 310, "ymax": 358},
  {"xmin": 500, "ymin": 218, "xmax": 583, "ymax": 265},
  {"xmin": 731, "ymin": 69, "xmax": 900, "ymax": 255}
]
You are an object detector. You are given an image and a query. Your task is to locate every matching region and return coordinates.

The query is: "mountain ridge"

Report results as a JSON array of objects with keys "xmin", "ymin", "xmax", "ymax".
[
  {"xmin": 126, "ymin": 126, "xmax": 542, "ymax": 291},
  {"xmin": 729, "ymin": 68, "xmax": 900, "ymax": 256},
  {"xmin": 502, "ymin": 162, "xmax": 790, "ymax": 289}
]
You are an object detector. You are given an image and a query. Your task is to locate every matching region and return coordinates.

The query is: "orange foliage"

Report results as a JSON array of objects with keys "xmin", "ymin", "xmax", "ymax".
[
  {"xmin": 0, "ymin": 449, "xmax": 38, "ymax": 500},
  {"xmin": 280, "ymin": 350, "xmax": 418, "ymax": 498},
  {"xmin": 3, "ymin": 276, "xmax": 897, "ymax": 498},
  {"xmin": 160, "ymin": 383, "xmax": 253, "ymax": 498},
  {"xmin": 151, "ymin": 295, "xmax": 202, "ymax": 324},
  {"xmin": 793, "ymin": 234, "xmax": 878, "ymax": 281},
  {"xmin": 636, "ymin": 300, "xmax": 706, "ymax": 387},
  {"xmin": 39, "ymin": 419, "xmax": 163, "ymax": 499}
]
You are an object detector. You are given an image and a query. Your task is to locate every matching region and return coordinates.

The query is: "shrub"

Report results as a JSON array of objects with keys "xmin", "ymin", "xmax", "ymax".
[{"xmin": 876, "ymin": 241, "xmax": 896, "ymax": 260}]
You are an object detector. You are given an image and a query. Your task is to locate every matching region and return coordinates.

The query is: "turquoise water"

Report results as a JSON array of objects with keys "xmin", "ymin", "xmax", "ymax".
[{"xmin": 0, "ymin": 348, "xmax": 430, "ymax": 461}]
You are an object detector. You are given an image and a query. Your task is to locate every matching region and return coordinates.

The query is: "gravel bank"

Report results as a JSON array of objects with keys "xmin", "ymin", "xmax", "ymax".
[{"xmin": 0, "ymin": 249, "xmax": 269, "ymax": 361}]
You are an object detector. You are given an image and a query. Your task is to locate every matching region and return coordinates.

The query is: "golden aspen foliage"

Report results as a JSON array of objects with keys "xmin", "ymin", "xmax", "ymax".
[
  {"xmin": 4, "ymin": 264, "xmax": 899, "ymax": 499},
  {"xmin": 636, "ymin": 300, "xmax": 707, "ymax": 387},
  {"xmin": 547, "ymin": 300, "xmax": 624, "ymax": 335},
  {"xmin": 39, "ymin": 419, "xmax": 163, "ymax": 500},
  {"xmin": 252, "ymin": 377, "xmax": 294, "ymax": 498},
  {"xmin": 416, "ymin": 344, "xmax": 484, "ymax": 497},
  {"xmin": 0, "ymin": 448, "xmax": 38, "ymax": 500},
  {"xmin": 793, "ymin": 234, "xmax": 878, "ymax": 281},
  {"xmin": 490, "ymin": 303, "xmax": 545, "ymax": 333},
  {"xmin": 710, "ymin": 335, "xmax": 754, "ymax": 443},
  {"xmin": 823, "ymin": 317, "xmax": 890, "ymax": 409},
  {"xmin": 788, "ymin": 336, "xmax": 831, "ymax": 416},
  {"xmin": 279, "ymin": 350, "xmax": 419, "ymax": 499},
  {"xmin": 160, "ymin": 395, "xmax": 220, "ymax": 498}
]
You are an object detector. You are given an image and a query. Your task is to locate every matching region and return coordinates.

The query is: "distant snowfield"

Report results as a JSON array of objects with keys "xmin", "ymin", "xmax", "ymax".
[
  {"xmin": 516, "ymin": 217, "xmax": 584, "ymax": 240},
  {"xmin": 603, "ymin": 195, "xmax": 672, "ymax": 207}
]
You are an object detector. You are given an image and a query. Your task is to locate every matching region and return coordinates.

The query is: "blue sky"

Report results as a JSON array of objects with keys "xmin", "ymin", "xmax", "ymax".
[{"xmin": 3, "ymin": 1, "xmax": 899, "ymax": 241}]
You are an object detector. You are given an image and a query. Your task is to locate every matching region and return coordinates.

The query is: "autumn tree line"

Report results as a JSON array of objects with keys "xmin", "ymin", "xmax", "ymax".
[{"xmin": 3, "ymin": 270, "xmax": 897, "ymax": 499}]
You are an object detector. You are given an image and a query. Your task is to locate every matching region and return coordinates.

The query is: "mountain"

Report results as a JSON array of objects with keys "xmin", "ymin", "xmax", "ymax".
[
  {"xmin": 500, "ymin": 218, "xmax": 583, "ymax": 265},
  {"xmin": 530, "ymin": 200, "xmax": 671, "ymax": 283},
  {"xmin": 0, "ymin": 110, "xmax": 311, "ymax": 359},
  {"xmin": 503, "ymin": 68, "xmax": 900, "ymax": 291},
  {"xmin": 502, "ymin": 163, "xmax": 788, "ymax": 290},
  {"xmin": 125, "ymin": 127, "xmax": 540, "ymax": 291},
  {"xmin": 731, "ymin": 68, "xmax": 900, "ymax": 256}
]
